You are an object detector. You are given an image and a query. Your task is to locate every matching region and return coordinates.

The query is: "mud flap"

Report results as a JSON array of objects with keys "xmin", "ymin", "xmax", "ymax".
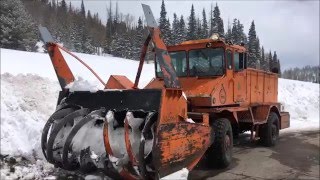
[
  {"xmin": 154, "ymin": 122, "xmax": 212, "ymax": 177},
  {"xmin": 151, "ymin": 89, "xmax": 213, "ymax": 178}
]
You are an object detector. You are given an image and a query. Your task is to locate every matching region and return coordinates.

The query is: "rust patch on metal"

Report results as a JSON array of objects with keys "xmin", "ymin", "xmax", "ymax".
[
  {"xmin": 219, "ymin": 84, "xmax": 226, "ymax": 104},
  {"xmin": 153, "ymin": 122, "xmax": 212, "ymax": 177}
]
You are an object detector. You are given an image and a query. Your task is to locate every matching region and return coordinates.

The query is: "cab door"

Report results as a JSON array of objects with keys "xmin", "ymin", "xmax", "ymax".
[{"xmin": 233, "ymin": 52, "xmax": 247, "ymax": 103}]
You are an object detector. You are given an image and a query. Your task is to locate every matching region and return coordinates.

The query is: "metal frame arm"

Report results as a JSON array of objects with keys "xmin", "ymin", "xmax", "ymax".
[
  {"xmin": 133, "ymin": 34, "xmax": 151, "ymax": 89},
  {"xmin": 39, "ymin": 26, "xmax": 105, "ymax": 90},
  {"xmin": 142, "ymin": 4, "xmax": 180, "ymax": 89}
]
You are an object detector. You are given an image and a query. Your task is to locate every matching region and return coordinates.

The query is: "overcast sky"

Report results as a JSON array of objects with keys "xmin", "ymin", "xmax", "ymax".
[{"xmin": 66, "ymin": 0, "xmax": 319, "ymax": 70}]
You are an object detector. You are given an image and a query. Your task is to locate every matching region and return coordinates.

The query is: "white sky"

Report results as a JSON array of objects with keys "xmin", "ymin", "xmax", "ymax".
[{"xmin": 65, "ymin": 0, "xmax": 319, "ymax": 70}]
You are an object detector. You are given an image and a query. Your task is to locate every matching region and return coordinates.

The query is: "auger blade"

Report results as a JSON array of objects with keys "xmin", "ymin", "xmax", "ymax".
[
  {"xmin": 46, "ymin": 108, "xmax": 89, "ymax": 167},
  {"xmin": 41, "ymin": 107, "xmax": 78, "ymax": 160},
  {"xmin": 62, "ymin": 109, "xmax": 106, "ymax": 171}
]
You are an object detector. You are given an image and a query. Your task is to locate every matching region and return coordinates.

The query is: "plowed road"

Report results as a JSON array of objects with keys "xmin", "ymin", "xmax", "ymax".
[{"xmin": 189, "ymin": 130, "xmax": 319, "ymax": 180}]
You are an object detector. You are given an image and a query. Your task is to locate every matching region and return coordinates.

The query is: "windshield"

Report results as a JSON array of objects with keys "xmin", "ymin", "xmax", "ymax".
[
  {"xmin": 189, "ymin": 48, "xmax": 224, "ymax": 76},
  {"xmin": 156, "ymin": 51, "xmax": 187, "ymax": 77}
]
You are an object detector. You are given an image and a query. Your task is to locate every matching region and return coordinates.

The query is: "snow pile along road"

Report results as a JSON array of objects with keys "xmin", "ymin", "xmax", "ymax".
[
  {"xmin": 278, "ymin": 78, "xmax": 319, "ymax": 132},
  {"xmin": 0, "ymin": 73, "xmax": 60, "ymax": 158}
]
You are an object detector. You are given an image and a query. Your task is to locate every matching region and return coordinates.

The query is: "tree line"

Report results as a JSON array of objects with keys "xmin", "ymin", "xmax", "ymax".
[
  {"xmin": 282, "ymin": 65, "xmax": 319, "ymax": 83},
  {"xmin": 1, "ymin": 0, "xmax": 318, "ymax": 83}
]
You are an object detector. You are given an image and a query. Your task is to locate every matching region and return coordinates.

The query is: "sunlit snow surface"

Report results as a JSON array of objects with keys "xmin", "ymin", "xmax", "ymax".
[{"xmin": 1, "ymin": 48, "xmax": 319, "ymax": 179}]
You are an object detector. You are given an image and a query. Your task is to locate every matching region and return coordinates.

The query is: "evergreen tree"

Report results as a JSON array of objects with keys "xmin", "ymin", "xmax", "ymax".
[
  {"xmin": 51, "ymin": 0, "xmax": 56, "ymax": 9},
  {"xmin": 225, "ymin": 19, "xmax": 232, "ymax": 42},
  {"xmin": 159, "ymin": 0, "xmax": 171, "ymax": 44},
  {"xmin": 60, "ymin": 0, "xmax": 67, "ymax": 13},
  {"xmin": 165, "ymin": 18, "xmax": 173, "ymax": 45},
  {"xmin": 255, "ymin": 37, "xmax": 261, "ymax": 69},
  {"xmin": 87, "ymin": 10, "xmax": 92, "ymax": 20},
  {"xmin": 268, "ymin": 51, "xmax": 272, "ymax": 72},
  {"xmin": 68, "ymin": 2, "xmax": 72, "ymax": 13},
  {"xmin": 231, "ymin": 19, "xmax": 238, "ymax": 43},
  {"xmin": 211, "ymin": 3, "xmax": 224, "ymax": 37},
  {"xmin": 105, "ymin": 0, "xmax": 113, "ymax": 53},
  {"xmin": 0, "ymin": 0, "xmax": 37, "ymax": 51},
  {"xmin": 133, "ymin": 17, "xmax": 144, "ymax": 59},
  {"xmin": 78, "ymin": 0, "xmax": 94, "ymax": 53},
  {"xmin": 187, "ymin": 4, "xmax": 197, "ymax": 40},
  {"xmin": 196, "ymin": 18, "xmax": 202, "ymax": 39},
  {"xmin": 271, "ymin": 51, "xmax": 280, "ymax": 73},
  {"xmin": 247, "ymin": 21, "xmax": 257, "ymax": 68},
  {"xmin": 283, "ymin": 65, "xmax": 319, "ymax": 83},
  {"xmin": 278, "ymin": 59, "xmax": 281, "ymax": 77},
  {"xmin": 172, "ymin": 13, "xmax": 180, "ymax": 44},
  {"xmin": 70, "ymin": 17, "xmax": 82, "ymax": 51},
  {"xmin": 201, "ymin": 8, "xmax": 208, "ymax": 39},
  {"xmin": 178, "ymin": 15, "xmax": 186, "ymax": 43},
  {"xmin": 231, "ymin": 19, "xmax": 246, "ymax": 44},
  {"xmin": 239, "ymin": 20, "xmax": 248, "ymax": 45},
  {"xmin": 260, "ymin": 46, "xmax": 269, "ymax": 71},
  {"xmin": 80, "ymin": 0, "xmax": 85, "ymax": 17},
  {"xmin": 209, "ymin": 3, "xmax": 213, "ymax": 35}
]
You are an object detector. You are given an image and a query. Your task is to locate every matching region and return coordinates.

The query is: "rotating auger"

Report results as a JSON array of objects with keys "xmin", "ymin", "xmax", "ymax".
[{"xmin": 40, "ymin": 4, "xmax": 213, "ymax": 179}]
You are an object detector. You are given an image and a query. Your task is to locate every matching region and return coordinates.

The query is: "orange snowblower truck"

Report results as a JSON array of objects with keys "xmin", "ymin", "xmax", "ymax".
[
  {"xmin": 146, "ymin": 34, "xmax": 291, "ymax": 144},
  {"xmin": 40, "ymin": 4, "xmax": 290, "ymax": 179},
  {"xmin": 143, "ymin": 34, "xmax": 291, "ymax": 170}
]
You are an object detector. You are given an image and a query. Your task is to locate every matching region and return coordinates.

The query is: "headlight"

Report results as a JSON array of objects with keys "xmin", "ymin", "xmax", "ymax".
[{"xmin": 210, "ymin": 33, "xmax": 219, "ymax": 40}]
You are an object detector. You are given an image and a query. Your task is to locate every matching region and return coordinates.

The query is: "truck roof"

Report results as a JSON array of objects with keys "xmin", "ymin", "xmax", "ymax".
[{"xmin": 167, "ymin": 38, "xmax": 247, "ymax": 52}]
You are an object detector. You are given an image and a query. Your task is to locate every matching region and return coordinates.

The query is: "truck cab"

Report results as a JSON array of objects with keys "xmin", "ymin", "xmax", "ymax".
[
  {"xmin": 146, "ymin": 35, "xmax": 250, "ymax": 108},
  {"xmin": 155, "ymin": 35, "xmax": 247, "ymax": 77}
]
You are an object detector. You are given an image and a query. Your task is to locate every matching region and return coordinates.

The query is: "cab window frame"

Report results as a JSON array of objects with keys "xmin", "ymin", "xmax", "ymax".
[
  {"xmin": 155, "ymin": 50, "xmax": 188, "ymax": 78},
  {"xmin": 226, "ymin": 49, "xmax": 233, "ymax": 70},
  {"xmin": 234, "ymin": 52, "xmax": 246, "ymax": 72},
  {"xmin": 234, "ymin": 52, "xmax": 240, "ymax": 71},
  {"xmin": 188, "ymin": 47, "xmax": 225, "ymax": 77}
]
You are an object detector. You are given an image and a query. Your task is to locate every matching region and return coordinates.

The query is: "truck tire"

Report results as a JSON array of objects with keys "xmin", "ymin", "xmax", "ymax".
[
  {"xmin": 260, "ymin": 112, "xmax": 279, "ymax": 147},
  {"xmin": 208, "ymin": 118, "xmax": 233, "ymax": 168}
]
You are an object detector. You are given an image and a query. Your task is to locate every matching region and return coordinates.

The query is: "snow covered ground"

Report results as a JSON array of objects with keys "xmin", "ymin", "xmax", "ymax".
[{"xmin": 1, "ymin": 48, "xmax": 319, "ymax": 179}]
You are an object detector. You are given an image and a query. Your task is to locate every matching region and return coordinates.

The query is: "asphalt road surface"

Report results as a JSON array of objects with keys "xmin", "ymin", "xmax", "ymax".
[{"xmin": 189, "ymin": 130, "xmax": 319, "ymax": 180}]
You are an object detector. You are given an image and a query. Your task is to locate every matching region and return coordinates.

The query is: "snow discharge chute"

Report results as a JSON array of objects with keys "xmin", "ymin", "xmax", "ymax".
[{"xmin": 40, "ymin": 4, "xmax": 213, "ymax": 179}]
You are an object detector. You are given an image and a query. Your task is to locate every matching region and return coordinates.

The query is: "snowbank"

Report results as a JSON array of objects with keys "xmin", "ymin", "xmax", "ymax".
[
  {"xmin": 279, "ymin": 78, "xmax": 319, "ymax": 132},
  {"xmin": 0, "ymin": 73, "xmax": 59, "ymax": 158},
  {"xmin": 0, "ymin": 48, "xmax": 155, "ymax": 89}
]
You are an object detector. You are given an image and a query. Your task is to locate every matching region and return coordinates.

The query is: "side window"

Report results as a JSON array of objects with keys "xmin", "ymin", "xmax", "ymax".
[
  {"xmin": 244, "ymin": 53, "xmax": 247, "ymax": 69},
  {"xmin": 227, "ymin": 50, "xmax": 232, "ymax": 69},
  {"xmin": 239, "ymin": 53, "xmax": 246, "ymax": 70},
  {"xmin": 235, "ymin": 52, "xmax": 246, "ymax": 71},
  {"xmin": 234, "ymin": 52, "xmax": 240, "ymax": 71}
]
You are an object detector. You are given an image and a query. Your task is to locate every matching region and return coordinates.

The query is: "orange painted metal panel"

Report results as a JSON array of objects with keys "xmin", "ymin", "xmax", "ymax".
[
  {"xmin": 146, "ymin": 67, "xmax": 279, "ymax": 108},
  {"xmin": 47, "ymin": 44, "xmax": 75, "ymax": 89},
  {"xmin": 154, "ymin": 122, "xmax": 212, "ymax": 177},
  {"xmin": 151, "ymin": 89, "xmax": 213, "ymax": 177},
  {"xmin": 105, "ymin": 75, "xmax": 134, "ymax": 89},
  {"xmin": 233, "ymin": 70, "xmax": 247, "ymax": 103}
]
